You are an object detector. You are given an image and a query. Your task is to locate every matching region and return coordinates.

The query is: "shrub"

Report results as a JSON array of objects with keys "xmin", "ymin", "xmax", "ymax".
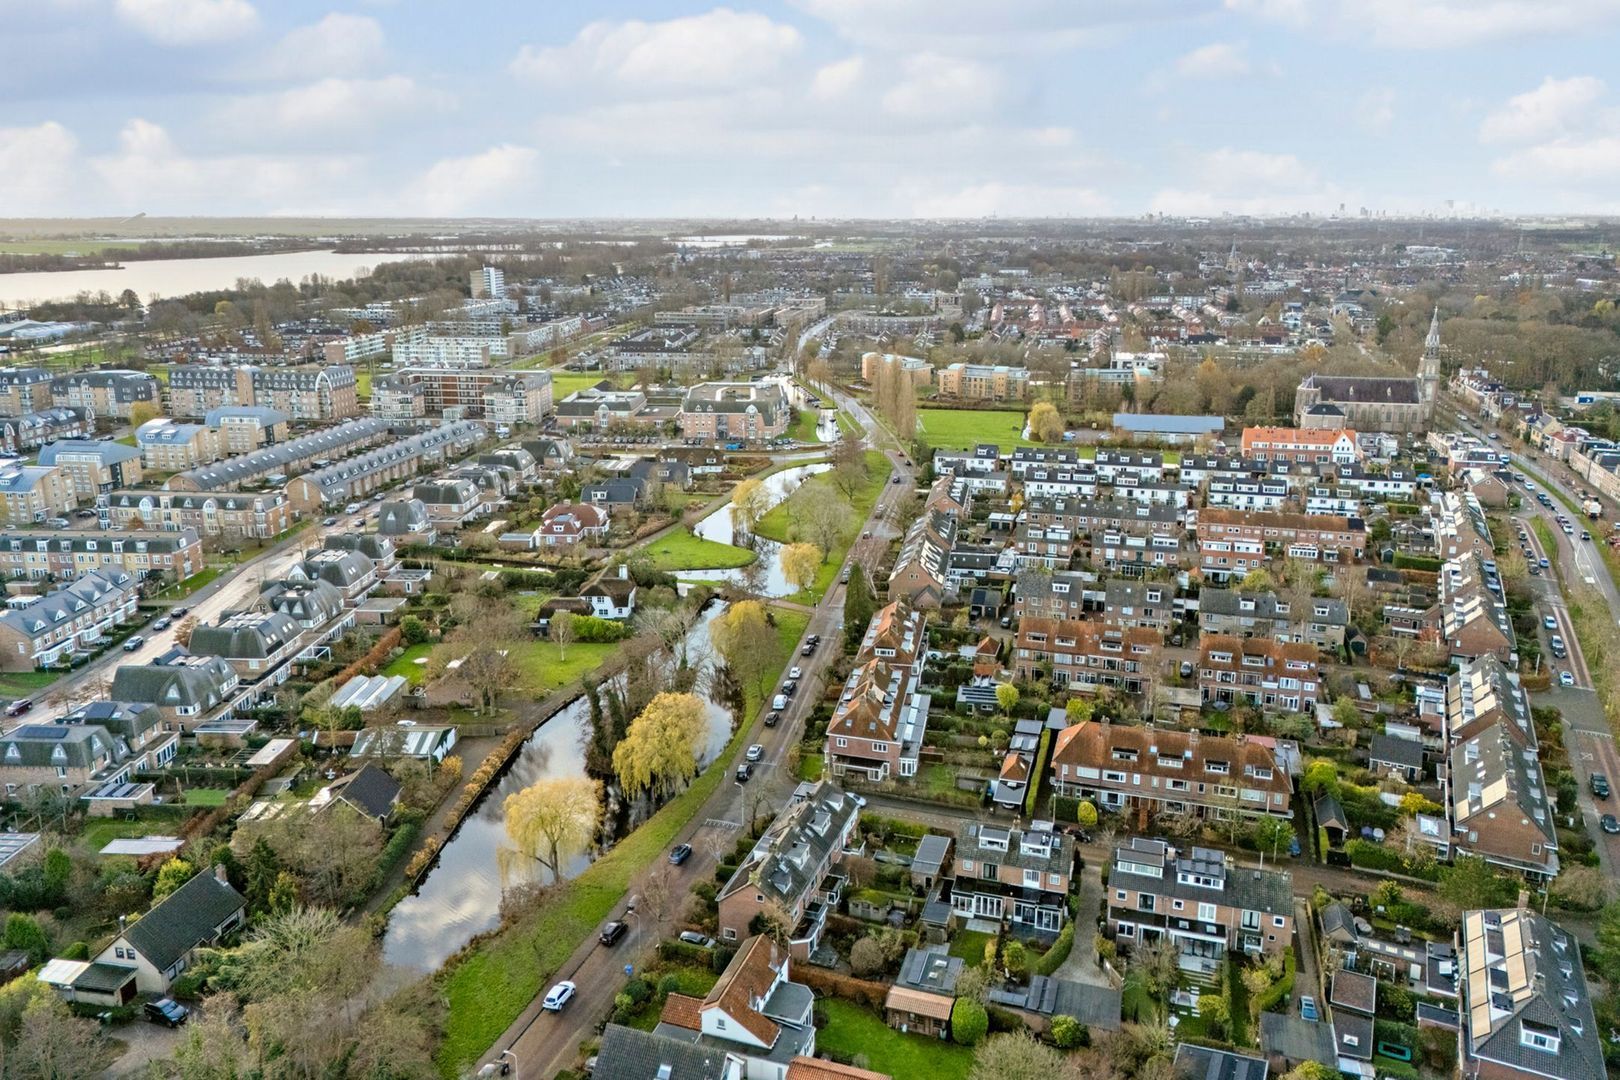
[
  {"xmin": 657, "ymin": 940, "xmax": 714, "ymax": 968},
  {"xmin": 1033, "ymin": 924, "xmax": 1074, "ymax": 977},
  {"xmin": 794, "ymin": 966, "xmax": 888, "ymax": 1009},
  {"xmin": 1050, "ymin": 1014, "xmax": 1087, "ymax": 1048},
  {"xmin": 61, "ymin": 941, "xmax": 89, "ymax": 961},
  {"xmin": 850, "ymin": 937, "xmax": 886, "ymax": 977},
  {"xmin": 1253, "ymin": 949, "xmax": 1296, "ymax": 1014},
  {"xmin": 657, "ymin": 974, "xmax": 682, "ymax": 997},
  {"xmin": 951, "ymin": 998, "xmax": 988, "ymax": 1046},
  {"xmin": 986, "ymin": 1004, "xmax": 1024, "ymax": 1034},
  {"xmin": 573, "ymin": 615, "xmax": 630, "ymax": 643},
  {"xmin": 623, "ymin": 978, "xmax": 653, "ymax": 1005}
]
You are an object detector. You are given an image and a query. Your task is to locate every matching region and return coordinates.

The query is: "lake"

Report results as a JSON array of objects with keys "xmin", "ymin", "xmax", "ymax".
[{"xmin": 0, "ymin": 249, "xmax": 424, "ymax": 307}]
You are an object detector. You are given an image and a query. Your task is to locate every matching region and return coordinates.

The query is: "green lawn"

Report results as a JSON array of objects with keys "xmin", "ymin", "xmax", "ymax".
[
  {"xmin": 434, "ymin": 606, "xmax": 808, "ymax": 1076},
  {"xmin": 948, "ymin": 929, "xmax": 996, "ymax": 967},
  {"xmin": 383, "ymin": 643, "xmax": 435, "ymax": 684},
  {"xmin": 182, "ymin": 788, "xmax": 230, "ymax": 807},
  {"xmin": 510, "ymin": 640, "xmax": 619, "ymax": 695},
  {"xmin": 816, "ymin": 1000, "xmax": 973, "ymax": 1080},
  {"xmin": 918, "ymin": 408, "xmax": 1034, "ymax": 450},
  {"xmin": 753, "ymin": 451, "xmax": 890, "ymax": 604},
  {"xmin": 789, "ymin": 408, "xmax": 825, "ymax": 444},
  {"xmin": 643, "ymin": 527, "xmax": 757, "ymax": 572},
  {"xmin": 356, "ymin": 371, "xmax": 372, "ymax": 400},
  {"xmin": 548, "ymin": 372, "xmax": 616, "ymax": 399},
  {"xmin": 78, "ymin": 816, "xmax": 176, "ymax": 854},
  {"xmin": 797, "ymin": 751, "xmax": 823, "ymax": 782},
  {"xmin": 1532, "ymin": 518, "xmax": 1560, "ymax": 578},
  {"xmin": 0, "ymin": 669, "xmax": 60, "ymax": 699}
]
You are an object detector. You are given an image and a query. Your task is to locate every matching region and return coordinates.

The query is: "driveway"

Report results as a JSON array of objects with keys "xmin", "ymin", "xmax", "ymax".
[
  {"xmin": 103, "ymin": 1015, "xmax": 185, "ymax": 1077},
  {"xmin": 1052, "ymin": 864, "xmax": 1112, "ymax": 989}
]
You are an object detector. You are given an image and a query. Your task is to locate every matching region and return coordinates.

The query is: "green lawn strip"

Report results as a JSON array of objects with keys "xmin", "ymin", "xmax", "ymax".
[
  {"xmin": 0, "ymin": 670, "xmax": 60, "ymax": 699},
  {"xmin": 918, "ymin": 408, "xmax": 1033, "ymax": 450},
  {"xmin": 434, "ymin": 606, "xmax": 808, "ymax": 1076},
  {"xmin": 547, "ymin": 372, "xmax": 619, "ymax": 399},
  {"xmin": 1121, "ymin": 981, "xmax": 1160, "ymax": 1023},
  {"xmin": 836, "ymin": 410, "xmax": 860, "ymax": 437},
  {"xmin": 789, "ymin": 408, "xmax": 825, "ymax": 444},
  {"xmin": 1226, "ymin": 960, "xmax": 1253, "ymax": 1046},
  {"xmin": 1531, "ymin": 518, "xmax": 1561, "ymax": 581},
  {"xmin": 815, "ymin": 999, "xmax": 972, "ymax": 1080},
  {"xmin": 356, "ymin": 371, "xmax": 372, "ymax": 400},
  {"xmin": 948, "ymin": 929, "xmax": 995, "ymax": 966},
  {"xmin": 643, "ymin": 528, "xmax": 757, "ymax": 572},
  {"xmin": 383, "ymin": 643, "xmax": 435, "ymax": 684},
  {"xmin": 753, "ymin": 451, "xmax": 888, "ymax": 601},
  {"xmin": 78, "ymin": 815, "xmax": 179, "ymax": 854},
  {"xmin": 798, "ymin": 752, "xmax": 823, "ymax": 781},
  {"xmin": 510, "ymin": 641, "xmax": 620, "ymax": 696},
  {"xmin": 182, "ymin": 788, "xmax": 231, "ymax": 807}
]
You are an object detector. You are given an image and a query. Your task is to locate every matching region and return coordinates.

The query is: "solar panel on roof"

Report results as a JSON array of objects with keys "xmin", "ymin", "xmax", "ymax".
[{"xmin": 16, "ymin": 726, "xmax": 67, "ymax": 739}]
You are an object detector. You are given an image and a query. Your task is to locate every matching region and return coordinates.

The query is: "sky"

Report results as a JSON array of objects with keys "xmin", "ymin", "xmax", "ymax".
[{"xmin": 3, "ymin": 0, "xmax": 1620, "ymax": 220}]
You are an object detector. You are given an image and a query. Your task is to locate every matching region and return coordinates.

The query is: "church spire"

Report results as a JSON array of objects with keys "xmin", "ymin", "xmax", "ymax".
[
  {"xmin": 1419, "ymin": 306, "xmax": 1441, "ymax": 411},
  {"xmin": 1424, "ymin": 305, "xmax": 1441, "ymax": 355}
]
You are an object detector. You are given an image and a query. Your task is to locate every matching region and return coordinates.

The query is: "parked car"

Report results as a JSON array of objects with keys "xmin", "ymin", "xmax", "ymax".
[
  {"xmin": 153, "ymin": 616, "xmax": 172, "ymax": 631},
  {"xmin": 1592, "ymin": 773, "xmax": 1610, "ymax": 799},
  {"xmin": 145, "ymin": 998, "xmax": 190, "ymax": 1027},
  {"xmin": 735, "ymin": 762, "xmax": 754, "ymax": 783},
  {"xmin": 1561, "ymin": 670, "xmax": 1576, "ymax": 687},
  {"xmin": 668, "ymin": 843, "xmax": 692, "ymax": 866},
  {"xmin": 323, "ymin": 517, "xmax": 338, "ymax": 527},
  {"xmin": 1544, "ymin": 614, "xmax": 1559, "ymax": 630},
  {"xmin": 1179, "ymin": 660, "xmax": 1194, "ymax": 678},
  {"xmin": 123, "ymin": 635, "xmax": 145, "ymax": 652},
  {"xmin": 800, "ymin": 642, "xmax": 816, "ymax": 656},
  {"xmin": 781, "ymin": 680, "xmax": 798, "ymax": 696},
  {"xmin": 1604, "ymin": 814, "xmax": 1620, "ymax": 835},
  {"xmin": 542, "ymin": 982, "xmax": 576, "ymax": 1011},
  {"xmin": 4, "ymin": 699, "xmax": 32, "ymax": 718},
  {"xmin": 772, "ymin": 694, "xmax": 788, "ymax": 711},
  {"xmin": 599, "ymin": 921, "xmax": 628, "ymax": 946},
  {"xmin": 678, "ymin": 931, "xmax": 717, "ymax": 949},
  {"xmin": 788, "ymin": 667, "xmax": 803, "ymax": 681},
  {"xmin": 764, "ymin": 711, "xmax": 781, "ymax": 727},
  {"xmin": 746, "ymin": 744, "xmax": 764, "ymax": 763},
  {"xmin": 1300, "ymin": 996, "xmax": 1319, "ymax": 1022}
]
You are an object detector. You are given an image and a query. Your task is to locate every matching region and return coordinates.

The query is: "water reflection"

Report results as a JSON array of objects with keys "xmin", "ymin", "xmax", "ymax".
[{"xmin": 674, "ymin": 464, "xmax": 830, "ymax": 597}]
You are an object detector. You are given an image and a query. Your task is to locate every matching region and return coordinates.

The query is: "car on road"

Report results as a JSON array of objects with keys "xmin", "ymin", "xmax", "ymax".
[
  {"xmin": 668, "ymin": 843, "xmax": 692, "ymax": 866},
  {"xmin": 1561, "ymin": 670, "xmax": 1576, "ymax": 686},
  {"xmin": 788, "ymin": 667, "xmax": 803, "ymax": 681},
  {"xmin": 599, "ymin": 921, "xmax": 628, "ymax": 946},
  {"xmin": 746, "ymin": 744, "xmax": 764, "ymax": 762},
  {"xmin": 764, "ymin": 711, "xmax": 781, "ymax": 727},
  {"xmin": 861, "ymin": 531, "xmax": 871, "ymax": 539},
  {"xmin": 323, "ymin": 517, "xmax": 338, "ymax": 527},
  {"xmin": 144, "ymin": 998, "xmax": 190, "ymax": 1027},
  {"xmin": 772, "ymin": 694, "xmax": 787, "ymax": 710},
  {"xmin": 153, "ymin": 616, "xmax": 172, "ymax": 631},
  {"xmin": 1529, "ymin": 564, "xmax": 1541, "ymax": 575},
  {"xmin": 1583, "ymin": 531, "xmax": 1592, "ymax": 541},
  {"xmin": 4, "ymin": 699, "xmax": 32, "ymax": 718},
  {"xmin": 542, "ymin": 981, "xmax": 576, "ymax": 1011},
  {"xmin": 781, "ymin": 680, "xmax": 797, "ymax": 696},
  {"xmin": 839, "ymin": 568, "xmax": 850, "ymax": 584},
  {"xmin": 1551, "ymin": 635, "xmax": 1567, "ymax": 658},
  {"xmin": 1593, "ymin": 773, "xmax": 1611, "ymax": 799},
  {"xmin": 679, "ymin": 931, "xmax": 718, "ymax": 949},
  {"xmin": 1300, "ymin": 996, "xmax": 1319, "ymax": 1022},
  {"xmin": 801, "ymin": 641, "xmax": 816, "ymax": 656},
  {"xmin": 123, "ymin": 635, "xmax": 145, "ymax": 652},
  {"xmin": 848, "ymin": 792, "xmax": 867, "ymax": 808},
  {"xmin": 1544, "ymin": 614, "xmax": 1559, "ymax": 630},
  {"xmin": 1604, "ymin": 815, "xmax": 1620, "ymax": 835},
  {"xmin": 735, "ymin": 762, "xmax": 754, "ymax": 783}
]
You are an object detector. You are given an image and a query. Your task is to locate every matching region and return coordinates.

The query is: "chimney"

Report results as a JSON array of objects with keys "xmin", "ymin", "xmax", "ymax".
[
  {"xmin": 117, "ymin": 915, "xmax": 126, "ymax": 933},
  {"xmin": 215, "ymin": 863, "xmax": 229, "ymax": 884}
]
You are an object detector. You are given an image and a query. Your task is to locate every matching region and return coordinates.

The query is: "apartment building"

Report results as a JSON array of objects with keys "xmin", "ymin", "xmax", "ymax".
[
  {"xmin": 0, "ymin": 464, "xmax": 77, "ymax": 524},
  {"xmin": 100, "ymin": 490, "xmax": 292, "ymax": 540},
  {"xmin": 167, "ymin": 417, "xmax": 390, "ymax": 493},
  {"xmin": 1240, "ymin": 426, "xmax": 1362, "ymax": 465},
  {"xmin": 281, "ymin": 420, "xmax": 485, "ymax": 513},
  {"xmin": 0, "ymin": 407, "xmax": 93, "ymax": 453},
  {"xmin": 1049, "ymin": 721, "xmax": 1292, "ymax": 820},
  {"xmin": 1199, "ymin": 590, "xmax": 1350, "ymax": 650},
  {"xmin": 717, "ymin": 781, "xmax": 862, "ymax": 958},
  {"xmin": 0, "ymin": 369, "xmax": 54, "ymax": 415},
  {"xmin": 0, "ymin": 569, "xmax": 139, "ymax": 671},
  {"xmin": 1199, "ymin": 634, "xmax": 1320, "ymax": 712},
  {"xmin": 188, "ymin": 610, "xmax": 304, "ymax": 681},
  {"xmin": 554, "ymin": 384, "xmax": 650, "ymax": 431},
  {"xmin": 108, "ymin": 653, "xmax": 242, "ymax": 730},
  {"xmin": 49, "ymin": 370, "xmax": 160, "ymax": 421},
  {"xmin": 679, "ymin": 382, "xmax": 789, "ymax": 442},
  {"xmin": 860, "ymin": 351, "xmax": 933, "ymax": 386},
  {"xmin": 950, "ymin": 820, "xmax": 1073, "ymax": 936},
  {"xmin": 1195, "ymin": 508, "xmax": 1365, "ymax": 581},
  {"xmin": 1106, "ymin": 838, "xmax": 1293, "ymax": 975},
  {"xmin": 204, "ymin": 406, "xmax": 289, "ymax": 452},
  {"xmin": 136, "ymin": 420, "xmax": 223, "ymax": 471},
  {"xmin": 375, "ymin": 368, "xmax": 552, "ymax": 422},
  {"xmin": 1457, "ymin": 909, "xmax": 1600, "ymax": 1080},
  {"xmin": 167, "ymin": 364, "xmax": 358, "ymax": 421},
  {"xmin": 825, "ymin": 602, "xmax": 929, "ymax": 782},
  {"xmin": 935, "ymin": 362, "xmax": 1030, "ymax": 401},
  {"xmin": 1013, "ymin": 617, "xmax": 1160, "ymax": 694},
  {"xmin": 0, "ymin": 529, "xmax": 202, "ymax": 583},
  {"xmin": 38, "ymin": 440, "xmax": 144, "ymax": 498}
]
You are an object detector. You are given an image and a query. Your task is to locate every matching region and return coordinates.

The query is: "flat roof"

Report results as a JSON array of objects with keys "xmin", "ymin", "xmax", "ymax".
[
  {"xmin": 99, "ymin": 836, "xmax": 184, "ymax": 857},
  {"xmin": 0, "ymin": 832, "xmax": 40, "ymax": 868}
]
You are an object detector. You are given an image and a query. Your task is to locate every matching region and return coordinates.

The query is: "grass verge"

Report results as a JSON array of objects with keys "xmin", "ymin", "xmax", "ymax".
[
  {"xmin": 815, "ymin": 999, "xmax": 973, "ymax": 1080},
  {"xmin": 918, "ymin": 408, "xmax": 1033, "ymax": 450},
  {"xmin": 642, "ymin": 528, "xmax": 757, "ymax": 572},
  {"xmin": 0, "ymin": 669, "xmax": 60, "ymax": 699},
  {"xmin": 753, "ymin": 450, "xmax": 888, "ymax": 603},
  {"xmin": 433, "ymin": 606, "xmax": 809, "ymax": 1076}
]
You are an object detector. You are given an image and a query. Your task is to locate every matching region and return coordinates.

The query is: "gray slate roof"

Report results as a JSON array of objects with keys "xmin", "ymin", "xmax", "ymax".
[
  {"xmin": 122, "ymin": 869, "xmax": 244, "ymax": 971},
  {"xmin": 0, "ymin": 570, "xmax": 135, "ymax": 643},
  {"xmin": 176, "ymin": 417, "xmax": 389, "ymax": 491},
  {"xmin": 109, "ymin": 654, "xmax": 237, "ymax": 710},
  {"xmin": 592, "ymin": 1023, "xmax": 729, "ymax": 1080},
  {"xmin": 326, "ymin": 764, "xmax": 400, "ymax": 820},
  {"xmin": 188, "ymin": 610, "xmax": 300, "ymax": 660}
]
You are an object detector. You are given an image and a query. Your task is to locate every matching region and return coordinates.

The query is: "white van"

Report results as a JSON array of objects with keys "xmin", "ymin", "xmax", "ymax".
[
  {"xmin": 344, "ymin": 502, "xmax": 362, "ymax": 514},
  {"xmin": 772, "ymin": 694, "xmax": 788, "ymax": 711}
]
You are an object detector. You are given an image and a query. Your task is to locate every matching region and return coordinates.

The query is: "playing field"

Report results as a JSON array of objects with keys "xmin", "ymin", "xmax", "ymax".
[{"xmin": 916, "ymin": 408, "xmax": 1033, "ymax": 449}]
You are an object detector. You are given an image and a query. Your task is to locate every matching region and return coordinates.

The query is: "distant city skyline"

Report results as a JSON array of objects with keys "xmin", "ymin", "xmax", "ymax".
[{"xmin": 2, "ymin": 0, "xmax": 1619, "ymax": 218}]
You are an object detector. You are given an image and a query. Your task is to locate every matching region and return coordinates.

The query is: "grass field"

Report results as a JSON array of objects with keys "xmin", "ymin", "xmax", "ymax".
[
  {"xmin": 356, "ymin": 371, "xmax": 372, "ymax": 400},
  {"xmin": 917, "ymin": 408, "xmax": 1033, "ymax": 449},
  {"xmin": 547, "ymin": 371, "xmax": 615, "ymax": 399},
  {"xmin": 815, "ymin": 1000, "xmax": 973, "ymax": 1080},
  {"xmin": 789, "ymin": 408, "xmax": 824, "ymax": 444},
  {"xmin": 643, "ymin": 527, "xmax": 757, "ymax": 571},
  {"xmin": 434, "ymin": 606, "xmax": 808, "ymax": 1076},
  {"xmin": 382, "ymin": 643, "xmax": 434, "ymax": 684},
  {"xmin": 753, "ymin": 451, "xmax": 888, "ymax": 603},
  {"xmin": 511, "ymin": 640, "xmax": 619, "ymax": 695},
  {"xmin": 0, "ymin": 670, "xmax": 60, "ymax": 700},
  {"xmin": 182, "ymin": 788, "xmax": 231, "ymax": 807}
]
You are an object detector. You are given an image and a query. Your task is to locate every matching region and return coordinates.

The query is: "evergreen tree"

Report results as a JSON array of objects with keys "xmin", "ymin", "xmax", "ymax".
[{"xmin": 844, "ymin": 564, "xmax": 875, "ymax": 651}]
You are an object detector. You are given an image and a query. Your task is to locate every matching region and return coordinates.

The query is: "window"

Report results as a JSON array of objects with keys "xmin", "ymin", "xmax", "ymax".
[
  {"xmin": 835, "ymin": 737, "xmax": 847, "ymax": 748},
  {"xmin": 1172, "ymin": 900, "xmax": 1184, "ymax": 911},
  {"xmin": 1273, "ymin": 916, "xmax": 1286, "ymax": 927},
  {"xmin": 1197, "ymin": 902, "xmax": 1217, "ymax": 922}
]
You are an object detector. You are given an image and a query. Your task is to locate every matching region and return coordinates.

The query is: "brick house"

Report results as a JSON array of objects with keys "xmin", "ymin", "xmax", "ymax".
[
  {"xmin": 1194, "ymin": 508, "xmax": 1365, "ymax": 582},
  {"xmin": 1013, "ymin": 617, "xmax": 1161, "ymax": 694},
  {"xmin": 825, "ymin": 602, "xmax": 928, "ymax": 782},
  {"xmin": 1198, "ymin": 634, "xmax": 1321, "ymax": 712},
  {"xmin": 950, "ymin": 820, "xmax": 1073, "ymax": 937},
  {"xmin": 1239, "ymin": 426, "xmax": 1362, "ymax": 465}
]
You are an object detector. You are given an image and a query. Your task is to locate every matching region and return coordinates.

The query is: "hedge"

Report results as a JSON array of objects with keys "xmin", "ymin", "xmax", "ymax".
[
  {"xmin": 793, "ymin": 965, "xmax": 889, "ymax": 1010},
  {"xmin": 372, "ymin": 823, "xmax": 420, "ymax": 888},
  {"xmin": 1254, "ymin": 949, "xmax": 1297, "ymax": 1014},
  {"xmin": 1032, "ymin": 923, "xmax": 1074, "ymax": 977},
  {"xmin": 1024, "ymin": 729, "xmax": 1052, "ymax": 818},
  {"xmin": 656, "ymin": 939, "xmax": 715, "ymax": 968},
  {"xmin": 572, "ymin": 615, "xmax": 630, "ymax": 643},
  {"xmin": 1392, "ymin": 553, "xmax": 1442, "ymax": 572}
]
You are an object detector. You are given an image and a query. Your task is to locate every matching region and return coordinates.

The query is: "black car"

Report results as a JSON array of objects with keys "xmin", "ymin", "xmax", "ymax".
[
  {"xmin": 1593, "ymin": 773, "xmax": 1611, "ymax": 799},
  {"xmin": 170, "ymin": 607, "xmax": 188, "ymax": 618},
  {"xmin": 1604, "ymin": 814, "xmax": 1620, "ymax": 835},
  {"xmin": 599, "ymin": 920, "xmax": 628, "ymax": 946},
  {"xmin": 764, "ymin": 711, "xmax": 781, "ymax": 727},
  {"xmin": 669, "ymin": 843, "xmax": 693, "ymax": 866},
  {"xmin": 800, "ymin": 642, "xmax": 816, "ymax": 656},
  {"xmin": 736, "ymin": 762, "xmax": 754, "ymax": 783},
  {"xmin": 144, "ymin": 998, "xmax": 190, "ymax": 1027}
]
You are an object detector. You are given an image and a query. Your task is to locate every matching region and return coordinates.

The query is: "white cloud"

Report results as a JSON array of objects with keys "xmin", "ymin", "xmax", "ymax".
[
  {"xmin": 810, "ymin": 56, "xmax": 864, "ymax": 101},
  {"xmin": 904, "ymin": 181, "xmax": 1111, "ymax": 218},
  {"xmin": 794, "ymin": 0, "xmax": 1212, "ymax": 53},
  {"xmin": 402, "ymin": 145, "xmax": 539, "ymax": 215},
  {"xmin": 1175, "ymin": 41, "xmax": 1250, "ymax": 78},
  {"xmin": 213, "ymin": 76, "xmax": 448, "ymax": 139},
  {"xmin": 258, "ymin": 13, "xmax": 387, "ymax": 80},
  {"xmin": 1492, "ymin": 135, "xmax": 1620, "ymax": 181},
  {"xmin": 1228, "ymin": 0, "xmax": 1620, "ymax": 48},
  {"xmin": 114, "ymin": 0, "xmax": 258, "ymax": 45},
  {"xmin": 882, "ymin": 55, "xmax": 998, "ymax": 120},
  {"xmin": 1355, "ymin": 87, "xmax": 1397, "ymax": 133},
  {"xmin": 1480, "ymin": 75, "xmax": 1606, "ymax": 143},
  {"xmin": 1150, "ymin": 147, "xmax": 1348, "ymax": 214},
  {"xmin": 0, "ymin": 122, "xmax": 81, "ymax": 215},
  {"xmin": 511, "ymin": 8, "xmax": 801, "ymax": 93}
]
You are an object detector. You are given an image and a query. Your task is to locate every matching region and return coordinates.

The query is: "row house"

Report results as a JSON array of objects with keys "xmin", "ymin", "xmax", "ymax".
[
  {"xmin": 649, "ymin": 935, "xmax": 819, "ymax": 1075},
  {"xmin": 1239, "ymin": 426, "xmax": 1362, "ymax": 465},
  {"xmin": 1014, "ymin": 617, "xmax": 1160, "ymax": 694},
  {"xmin": 187, "ymin": 610, "xmax": 303, "ymax": 682},
  {"xmin": 99, "ymin": 490, "xmax": 292, "ymax": 540},
  {"xmin": 1012, "ymin": 568, "xmax": 1093, "ymax": 622},
  {"xmin": 1049, "ymin": 721, "xmax": 1293, "ymax": 821},
  {"xmin": 0, "ymin": 463, "xmax": 78, "ymax": 524},
  {"xmin": 1445, "ymin": 722, "xmax": 1558, "ymax": 880},
  {"xmin": 282, "ymin": 421, "xmax": 486, "ymax": 513},
  {"xmin": 0, "ymin": 529, "xmax": 202, "ymax": 584},
  {"xmin": 1431, "ymin": 491, "xmax": 1495, "ymax": 563},
  {"xmin": 0, "ymin": 723, "xmax": 141, "ymax": 800},
  {"xmin": 1431, "ymin": 554, "xmax": 1515, "ymax": 664},
  {"xmin": 1014, "ymin": 517, "xmax": 1076, "ymax": 568},
  {"xmin": 1106, "ymin": 838, "xmax": 1293, "ymax": 976},
  {"xmin": 1020, "ymin": 462, "xmax": 1098, "ymax": 500},
  {"xmin": 1102, "ymin": 579, "xmax": 1176, "ymax": 633},
  {"xmin": 1089, "ymin": 526, "xmax": 1185, "ymax": 578},
  {"xmin": 38, "ymin": 440, "xmax": 144, "ymax": 499},
  {"xmin": 1199, "ymin": 634, "xmax": 1320, "ymax": 712},
  {"xmin": 951, "ymin": 821, "xmax": 1073, "ymax": 937},
  {"xmin": 1008, "ymin": 447, "xmax": 1083, "ymax": 477},
  {"xmin": 0, "ymin": 569, "xmax": 139, "ymax": 671},
  {"xmin": 717, "ymin": 781, "xmax": 863, "ymax": 958},
  {"xmin": 889, "ymin": 509, "xmax": 954, "ymax": 610},
  {"xmin": 0, "ymin": 407, "xmax": 93, "ymax": 453},
  {"xmin": 167, "ymin": 417, "xmax": 391, "ymax": 493},
  {"xmin": 1177, "ymin": 455, "xmax": 1323, "ymax": 492},
  {"xmin": 1207, "ymin": 475, "xmax": 1292, "ymax": 513},
  {"xmin": 1446, "ymin": 656, "xmax": 1536, "ymax": 749},
  {"xmin": 49, "ymin": 370, "xmax": 160, "ymax": 421},
  {"xmin": 1194, "ymin": 508, "xmax": 1365, "ymax": 582},
  {"xmin": 108, "ymin": 652, "xmax": 242, "ymax": 731},
  {"xmin": 288, "ymin": 549, "xmax": 376, "ymax": 604},
  {"xmin": 204, "ymin": 406, "xmax": 290, "ymax": 453},
  {"xmin": 933, "ymin": 444, "xmax": 1002, "ymax": 477},
  {"xmin": 825, "ymin": 602, "xmax": 929, "ymax": 782},
  {"xmin": 1332, "ymin": 465, "xmax": 1418, "ymax": 502},
  {"xmin": 1094, "ymin": 449, "xmax": 1165, "ymax": 484},
  {"xmin": 1113, "ymin": 478, "xmax": 1189, "ymax": 509},
  {"xmin": 1304, "ymin": 484, "xmax": 1363, "ymax": 517},
  {"xmin": 1199, "ymin": 590, "xmax": 1350, "ymax": 650}
]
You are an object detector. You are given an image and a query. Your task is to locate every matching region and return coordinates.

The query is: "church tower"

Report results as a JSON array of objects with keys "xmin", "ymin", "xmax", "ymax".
[{"xmin": 1419, "ymin": 306, "xmax": 1441, "ymax": 412}]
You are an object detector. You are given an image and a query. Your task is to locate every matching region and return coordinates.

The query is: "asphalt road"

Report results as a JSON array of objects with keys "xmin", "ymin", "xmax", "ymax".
[{"xmin": 490, "ymin": 379, "xmax": 913, "ymax": 1080}]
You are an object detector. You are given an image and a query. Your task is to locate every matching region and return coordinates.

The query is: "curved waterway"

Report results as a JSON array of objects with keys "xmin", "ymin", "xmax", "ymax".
[{"xmin": 668, "ymin": 463, "xmax": 830, "ymax": 597}]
